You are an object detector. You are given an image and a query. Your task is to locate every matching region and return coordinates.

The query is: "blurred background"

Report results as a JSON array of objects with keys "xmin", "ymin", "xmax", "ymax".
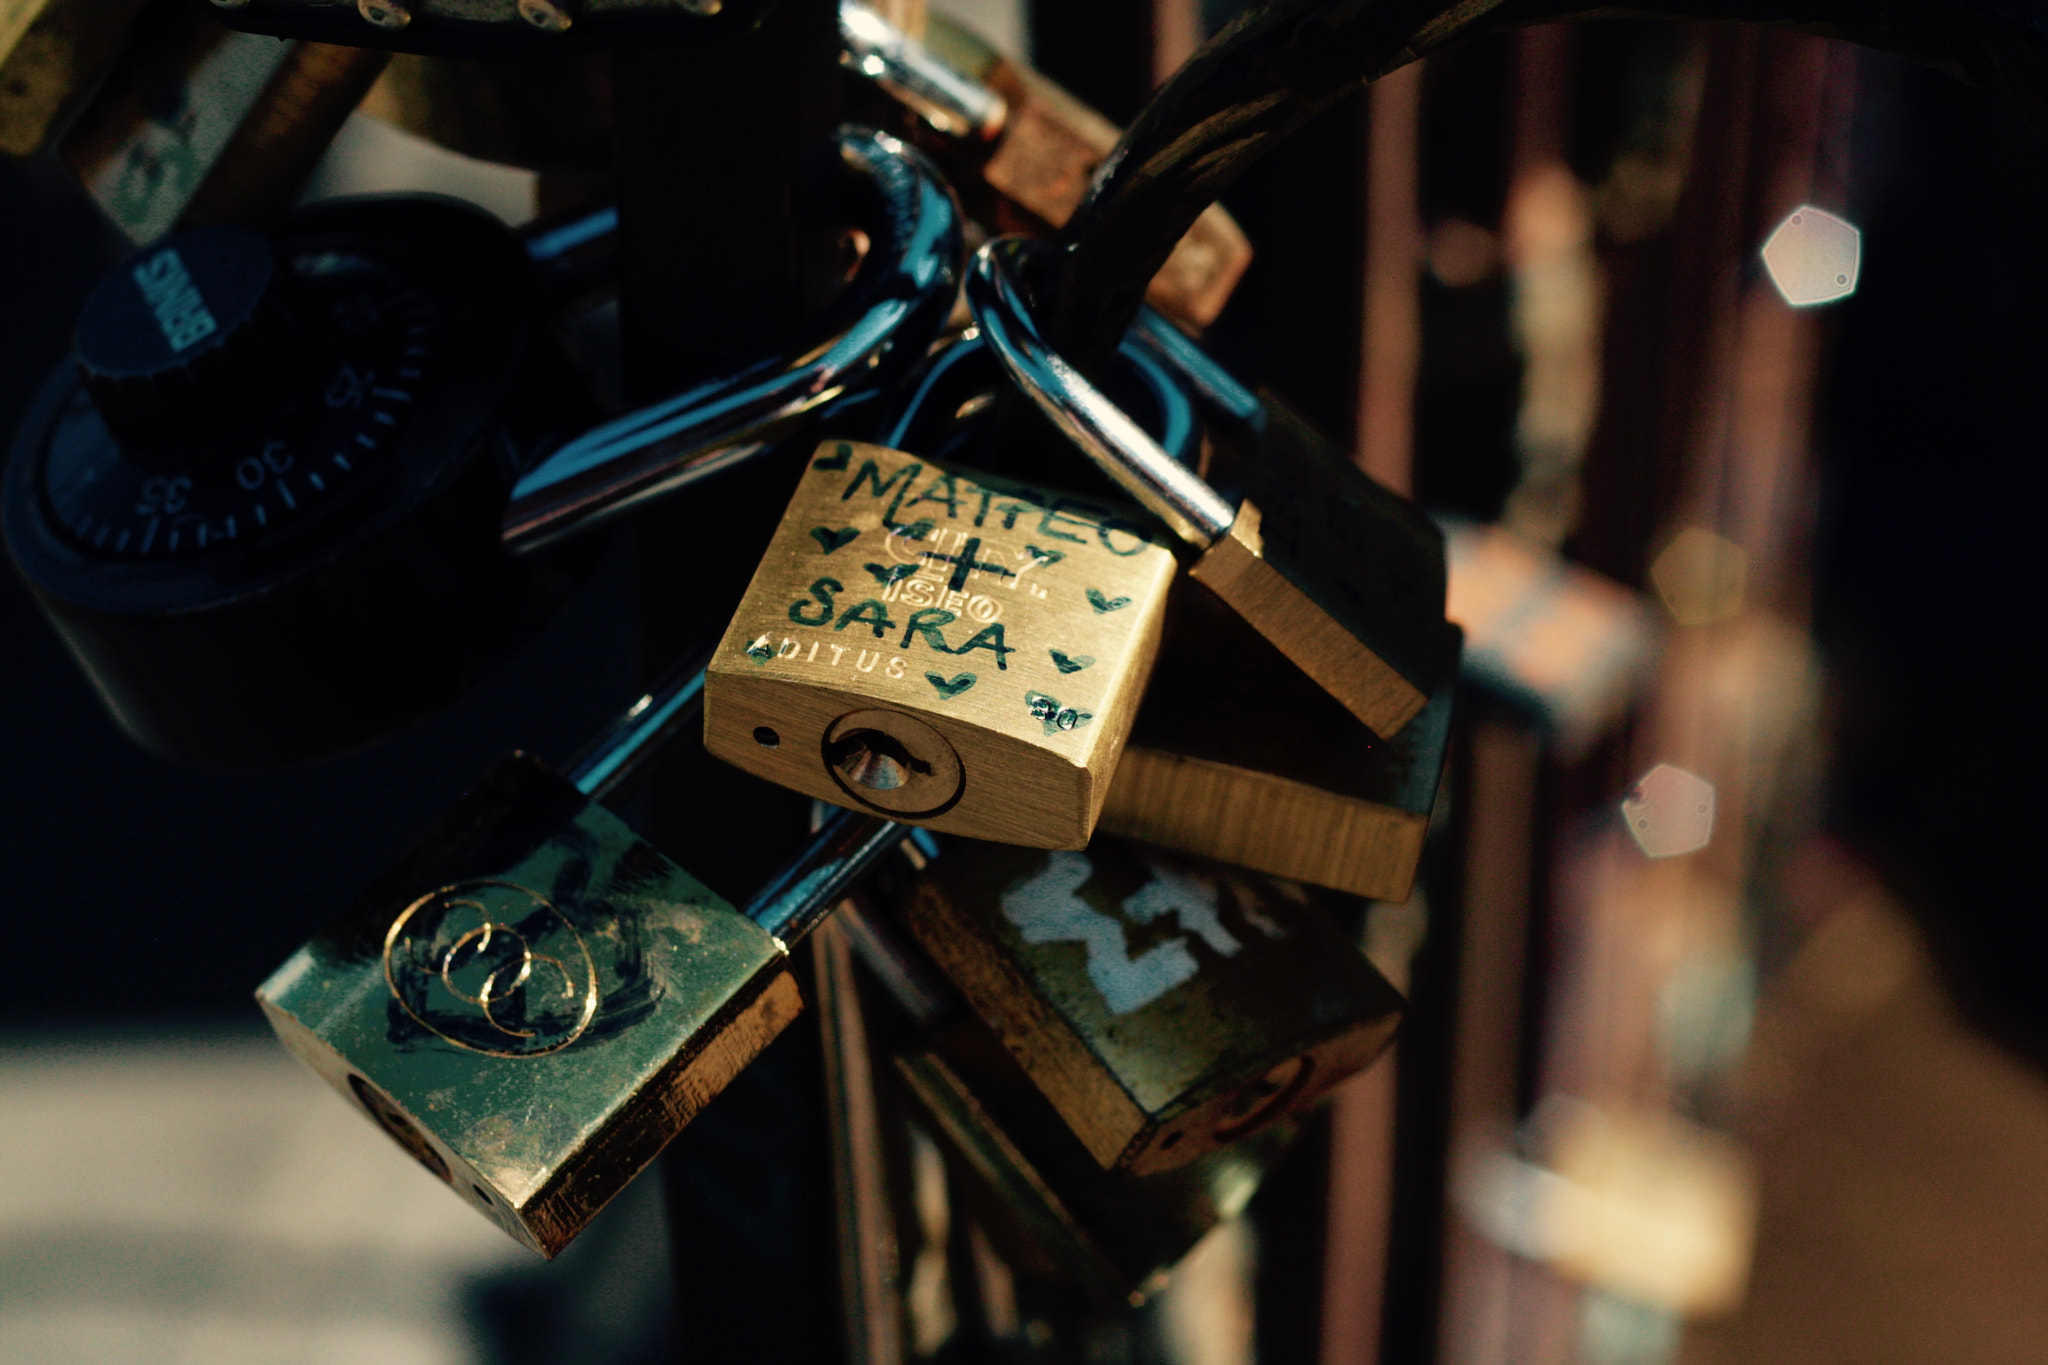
[{"xmin": 3, "ymin": 0, "xmax": 2046, "ymax": 1361}]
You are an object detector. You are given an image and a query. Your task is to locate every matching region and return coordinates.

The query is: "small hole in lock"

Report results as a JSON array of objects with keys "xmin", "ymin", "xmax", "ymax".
[
  {"xmin": 753, "ymin": 726, "xmax": 780, "ymax": 749},
  {"xmin": 1159, "ymin": 1131, "xmax": 1184, "ymax": 1151},
  {"xmin": 473, "ymin": 1185, "xmax": 494, "ymax": 1205},
  {"xmin": 824, "ymin": 728, "xmax": 932, "ymax": 792},
  {"xmin": 350, "ymin": 1073, "xmax": 451, "ymax": 1183}
]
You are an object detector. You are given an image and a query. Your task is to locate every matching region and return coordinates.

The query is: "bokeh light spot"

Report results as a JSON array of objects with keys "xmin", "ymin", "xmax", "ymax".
[
  {"xmin": 1621, "ymin": 763, "xmax": 1716, "ymax": 858},
  {"xmin": 1761, "ymin": 205, "xmax": 1861, "ymax": 307},
  {"xmin": 1650, "ymin": 527, "xmax": 1748, "ymax": 626}
]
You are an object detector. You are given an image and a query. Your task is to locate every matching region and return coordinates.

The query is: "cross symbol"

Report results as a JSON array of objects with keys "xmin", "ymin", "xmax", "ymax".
[{"xmin": 919, "ymin": 536, "xmax": 1016, "ymax": 593}]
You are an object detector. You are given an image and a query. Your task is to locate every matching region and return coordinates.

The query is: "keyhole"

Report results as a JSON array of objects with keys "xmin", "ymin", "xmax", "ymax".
[{"xmin": 824, "ymin": 728, "xmax": 932, "ymax": 791}]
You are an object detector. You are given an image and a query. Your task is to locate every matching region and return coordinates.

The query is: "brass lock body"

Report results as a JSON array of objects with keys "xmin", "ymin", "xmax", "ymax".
[
  {"xmin": 899, "ymin": 838, "xmax": 1402, "ymax": 1175},
  {"xmin": 705, "ymin": 440, "xmax": 1177, "ymax": 849},
  {"xmin": 1102, "ymin": 578, "xmax": 1457, "ymax": 900},
  {"xmin": 256, "ymin": 755, "xmax": 801, "ymax": 1257}
]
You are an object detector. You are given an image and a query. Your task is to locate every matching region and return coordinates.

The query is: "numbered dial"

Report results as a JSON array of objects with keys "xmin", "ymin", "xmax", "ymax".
[
  {"xmin": 42, "ymin": 244, "xmax": 443, "ymax": 559},
  {"xmin": 3, "ymin": 197, "xmax": 593, "ymax": 768}
]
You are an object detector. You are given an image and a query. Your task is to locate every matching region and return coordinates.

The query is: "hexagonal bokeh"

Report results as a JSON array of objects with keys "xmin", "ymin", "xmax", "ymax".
[
  {"xmin": 1621, "ymin": 764, "xmax": 1716, "ymax": 858},
  {"xmin": 1761, "ymin": 206, "xmax": 1861, "ymax": 307},
  {"xmin": 1649, "ymin": 527, "xmax": 1748, "ymax": 626}
]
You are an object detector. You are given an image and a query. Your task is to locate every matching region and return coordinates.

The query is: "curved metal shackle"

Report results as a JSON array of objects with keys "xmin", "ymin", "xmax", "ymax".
[
  {"xmin": 502, "ymin": 126, "xmax": 966, "ymax": 554},
  {"xmin": 1042, "ymin": 0, "xmax": 2048, "ymax": 372},
  {"xmin": 964, "ymin": 235, "xmax": 1239, "ymax": 549}
]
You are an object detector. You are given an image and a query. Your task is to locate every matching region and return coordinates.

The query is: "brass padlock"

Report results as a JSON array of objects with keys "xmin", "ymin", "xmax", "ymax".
[
  {"xmin": 971, "ymin": 238, "xmax": 1461, "ymax": 740},
  {"xmin": 257, "ymin": 664, "xmax": 901, "ymax": 1255},
  {"xmin": 896, "ymin": 836, "xmax": 1402, "ymax": 1175},
  {"xmin": 1103, "ymin": 575, "xmax": 1457, "ymax": 900},
  {"xmin": 703, "ymin": 438, "xmax": 1178, "ymax": 849}
]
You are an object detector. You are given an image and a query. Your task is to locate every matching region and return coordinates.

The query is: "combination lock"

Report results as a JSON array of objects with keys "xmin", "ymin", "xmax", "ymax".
[{"xmin": 3, "ymin": 195, "xmax": 593, "ymax": 767}]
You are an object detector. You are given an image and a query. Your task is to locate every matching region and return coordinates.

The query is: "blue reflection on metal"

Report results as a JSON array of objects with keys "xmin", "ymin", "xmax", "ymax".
[
  {"xmin": 524, "ymin": 206, "xmax": 620, "ymax": 263},
  {"xmin": 504, "ymin": 128, "xmax": 965, "ymax": 553}
]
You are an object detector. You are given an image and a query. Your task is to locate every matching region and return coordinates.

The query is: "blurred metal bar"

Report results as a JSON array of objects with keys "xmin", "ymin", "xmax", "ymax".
[
  {"xmin": 816, "ymin": 918, "xmax": 908, "ymax": 1365},
  {"xmin": 1355, "ymin": 61, "xmax": 1422, "ymax": 496}
]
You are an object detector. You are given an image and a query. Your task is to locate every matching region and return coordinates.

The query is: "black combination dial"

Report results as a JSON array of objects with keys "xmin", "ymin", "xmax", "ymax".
[{"xmin": 4, "ymin": 197, "xmax": 597, "ymax": 768}]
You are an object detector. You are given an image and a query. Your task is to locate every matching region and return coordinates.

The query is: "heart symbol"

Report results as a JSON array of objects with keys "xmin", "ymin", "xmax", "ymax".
[
  {"xmin": 1086, "ymin": 588, "xmax": 1132, "ymax": 614},
  {"xmin": 1049, "ymin": 650, "xmax": 1094, "ymax": 674},
  {"xmin": 812, "ymin": 443, "xmax": 852, "ymax": 471},
  {"xmin": 926, "ymin": 671, "xmax": 977, "ymax": 699},
  {"xmin": 811, "ymin": 526, "xmax": 859, "ymax": 554},
  {"xmin": 865, "ymin": 562, "xmax": 919, "ymax": 586},
  {"xmin": 1026, "ymin": 545, "xmax": 1066, "ymax": 568},
  {"xmin": 892, "ymin": 518, "xmax": 936, "ymax": 542}
]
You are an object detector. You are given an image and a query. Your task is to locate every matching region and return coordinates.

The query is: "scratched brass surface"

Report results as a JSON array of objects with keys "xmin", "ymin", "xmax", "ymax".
[
  {"xmin": 0, "ymin": 0, "xmax": 143, "ymax": 156},
  {"xmin": 899, "ymin": 837, "xmax": 1402, "ymax": 1174},
  {"xmin": 705, "ymin": 440, "xmax": 1177, "ymax": 850},
  {"xmin": 1190, "ymin": 395, "xmax": 1461, "ymax": 738},
  {"xmin": 1102, "ymin": 583, "xmax": 1456, "ymax": 899},
  {"xmin": 897, "ymin": 1016, "xmax": 1298, "ymax": 1307},
  {"xmin": 257, "ymin": 755, "xmax": 798, "ymax": 1257}
]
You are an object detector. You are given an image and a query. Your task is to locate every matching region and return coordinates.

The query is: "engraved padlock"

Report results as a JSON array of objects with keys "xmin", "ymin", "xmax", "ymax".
[
  {"xmin": 970, "ymin": 236, "xmax": 1462, "ymax": 740},
  {"xmin": 896, "ymin": 836, "xmax": 1403, "ymax": 1175},
  {"xmin": 257, "ymin": 662, "xmax": 903, "ymax": 1256},
  {"xmin": 703, "ymin": 438, "xmax": 1179, "ymax": 849}
]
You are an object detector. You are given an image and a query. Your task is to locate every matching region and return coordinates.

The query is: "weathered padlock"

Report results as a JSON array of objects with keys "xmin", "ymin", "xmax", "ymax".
[
  {"xmin": 828, "ymin": 882, "xmax": 1305, "ymax": 1307},
  {"xmin": 702, "ymin": 438, "xmax": 1179, "ymax": 849},
  {"xmin": 257, "ymin": 663, "xmax": 903, "ymax": 1256},
  {"xmin": 896, "ymin": 836, "xmax": 1403, "ymax": 1175},
  {"xmin": 900, "ymin": 1016, "xmax": 1300, "ymax": 1307},
  {"xmin": 970, "ymin": 237, "xmax": 1461, "ymax": 740}
]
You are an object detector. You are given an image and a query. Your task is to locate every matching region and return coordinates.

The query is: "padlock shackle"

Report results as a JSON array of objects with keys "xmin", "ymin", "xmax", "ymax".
[
  {"xmin": 501, "ymin": 125, "xmax": 965, "ymax": 555},
  {"xmin": 746, "ymin": 811, "xmax": 905, "ymax": 944},
  {"xmin": 563, "ymin": 653, "xmax": 711, "ymax": 803},
  {"xmin": 1043, "ymin": 0, "xmax": 2048, "ymax": 374},
  {"xmin": 966, "ymin": 236, "xmax": 1238, "ymax": 549}
]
